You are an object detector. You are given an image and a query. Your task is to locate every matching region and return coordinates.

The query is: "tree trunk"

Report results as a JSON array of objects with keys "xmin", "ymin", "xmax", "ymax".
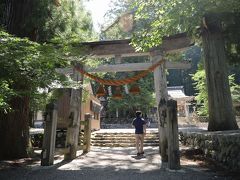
[
  {"xmin": 202, "ymin": 13, "xmax": 238, "ymax": 131},
  {"xmin": 0, "ymin": 0, "xmax": 36, "ymax": 160},
  {"xmin": 4, "ymin": 0, "xmax": 38, "ymax": 41},
  {"xmin": 0, "ymin": 96, "xmax": 29, "ymax": 160}
]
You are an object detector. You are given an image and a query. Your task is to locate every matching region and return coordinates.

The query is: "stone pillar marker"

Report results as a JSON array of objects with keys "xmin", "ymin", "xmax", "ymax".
[
  {"xmin": 167, "ymin": 99, "xmax": 180, "ymax": 170},
  {"xmin": 41, "ymin": 102, "xmax": 58, "ymax": 166},
  {"xmin": 83, "ymin": 113, "xmax": 92, "ymax": 153}
]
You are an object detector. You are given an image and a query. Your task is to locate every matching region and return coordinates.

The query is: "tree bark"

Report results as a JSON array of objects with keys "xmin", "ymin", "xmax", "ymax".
[
  {"xmin": 202, "ymin": 13, "xmax": 238, "ymax": 131},
  {"xmin": 0, "ymin": 96, "xmax": 29, "ymax": 159},
  {"xmin": 0, "ymin": 0, "xmax": 36, "ymax": 160},
  {"xmin": 4, "ymin": 0, "xmax": 38, "ymax": 41}
]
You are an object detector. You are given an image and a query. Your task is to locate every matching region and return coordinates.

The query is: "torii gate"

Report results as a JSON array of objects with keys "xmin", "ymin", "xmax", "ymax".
[
  {"xmin": 80, "ymin": 32, "xmax": 191, "ymax": 163},
  {"xmin": 41, "ymin": 32, "xmax": 192, "ymax": 168}
]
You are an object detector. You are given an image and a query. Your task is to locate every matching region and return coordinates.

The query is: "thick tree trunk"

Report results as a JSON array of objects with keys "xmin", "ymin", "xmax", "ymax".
[
  {"xmin": 202, "ymin": 14, "xmax": 238, "ymax": 131},
  {"xmin": 4, "ymin": 0, "xmax": 37, "ymax": 41},
  {"xmin": 0, "ymin": 0, "xmax": 35, "ymax": 160},
  {"xmin": 0, "ymin": 96, "xmax": 29, "ymax": 160}
]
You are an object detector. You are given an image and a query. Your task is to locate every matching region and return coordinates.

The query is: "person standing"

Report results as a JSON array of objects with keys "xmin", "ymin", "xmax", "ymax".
[{"xmin": 132, "ymin": 111, "xmax": 146, "ymax": 156}]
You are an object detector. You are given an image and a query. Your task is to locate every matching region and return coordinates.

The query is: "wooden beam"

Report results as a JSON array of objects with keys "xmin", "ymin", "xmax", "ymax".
[
  {"xmin": 160, "ymin": 33, "xmax": 192, "ymax": 53},
  {"xmin": 80, "ymin": 33, "xmax": 192, "ymax": 57},
  {"xmin": 87, "ymin": 61, "xmax": 191, "ymax": 72},
  {"xmin": 80, "ymin": 39, "xmax": 148, "ymax": 57},
  {"xmin": 56, "ymin": 61, "xmax": 191, "ymax": 74}
]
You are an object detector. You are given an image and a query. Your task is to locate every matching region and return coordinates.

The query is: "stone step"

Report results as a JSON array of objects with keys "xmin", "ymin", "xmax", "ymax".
[
  {"xmin": 91, "ymin": 143, "xmax": 159, "ymax": 147},
  {"xmin": 90, "ymin": 131, "xmax": 159, "ymax": 147},
  {"xmin": 92, "ymin": 137, "xmax": 158, "ymax": 141},
  {"xmin": 92, "ymin": 134, "xmax": 159, "ymax": 138},
  {"xmin": 93, "ymin": 133, "xmax": 158, "ymax": 136},
  {"xmin": 91, "ymin": 139, "xmax": 159, "ymax": 143},
  {"xmin": 93, "ymin": 132, "xmax": 159, "ymax": 135}
]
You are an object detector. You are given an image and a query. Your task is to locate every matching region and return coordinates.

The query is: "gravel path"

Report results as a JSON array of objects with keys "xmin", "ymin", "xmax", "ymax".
[{"xmin": 0, "ymin": 146, "xmax": 234, "ymax": 180}]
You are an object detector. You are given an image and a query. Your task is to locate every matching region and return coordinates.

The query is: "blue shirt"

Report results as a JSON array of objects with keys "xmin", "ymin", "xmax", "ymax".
[{"xmin": 132, "ymin": 117, "xmax": 146, "ymax": 134}]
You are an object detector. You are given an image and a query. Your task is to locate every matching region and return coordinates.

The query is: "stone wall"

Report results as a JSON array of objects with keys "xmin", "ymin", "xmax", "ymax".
[{"xmin": 179, "ymin": 129, "xmax": 240, "ymax": 171}]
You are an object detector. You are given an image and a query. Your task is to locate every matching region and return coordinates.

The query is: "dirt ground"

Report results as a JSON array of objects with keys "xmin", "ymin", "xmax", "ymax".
[
  {"xmin": 1, "ymin": 146, "xmax": 239, "ymax": 180},
  {"xmin": 0, "ymin": 143, "xmax": 239, "ymax": 180}
]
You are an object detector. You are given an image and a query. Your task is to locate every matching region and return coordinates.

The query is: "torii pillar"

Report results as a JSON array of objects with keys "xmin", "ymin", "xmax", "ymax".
[{"xmin": 151, "ymin": 53, "xmax": 168, "ymax": 162}]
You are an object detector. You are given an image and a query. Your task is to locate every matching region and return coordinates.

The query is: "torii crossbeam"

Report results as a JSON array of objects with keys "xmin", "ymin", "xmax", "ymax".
[{"xmin": 79, "ymin": 32, "xmax": 192, "ymax": 57}]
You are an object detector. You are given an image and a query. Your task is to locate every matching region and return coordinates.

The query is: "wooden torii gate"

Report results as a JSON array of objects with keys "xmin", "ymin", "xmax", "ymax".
[
  {"xmin": 80, "ymin": 32, "xmax": 191, "ymax": 166},
  {"xmin": 41, "ymin": 32, "xmax": 192, "ymax": 169}
]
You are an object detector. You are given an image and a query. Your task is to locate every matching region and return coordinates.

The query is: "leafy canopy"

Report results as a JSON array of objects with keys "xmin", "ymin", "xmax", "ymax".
[
  {"xmin": 40, "ymin": 0, "xmax": 94, "ymax": 41},
  {"xmin": 0, "ymin": 31, "xmax": 67, "ymax": 112},
  {"xmin": 0, "ymin": 0, "xmax": 96, "ymax": 113},
  {"xmin": 132, "ymin": 0, "xmax": 240, "ymax": 52}
]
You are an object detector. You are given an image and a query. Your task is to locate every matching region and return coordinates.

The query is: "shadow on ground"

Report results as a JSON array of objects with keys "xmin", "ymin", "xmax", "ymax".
[{"xmin": 0, "ymin": 147, "xmax": 238, "ymax": 180}]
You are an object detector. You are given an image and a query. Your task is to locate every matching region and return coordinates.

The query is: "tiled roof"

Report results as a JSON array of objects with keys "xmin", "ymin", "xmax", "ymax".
[{"xmin": 167, "ymin": 86, "xmax": 194, "ymax": 101}]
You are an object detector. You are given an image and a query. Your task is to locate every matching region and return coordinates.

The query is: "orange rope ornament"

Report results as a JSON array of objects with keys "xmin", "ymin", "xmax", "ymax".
[{"xmin": 75, "ymin": 59, "xmax": 165, "ymax": 86}]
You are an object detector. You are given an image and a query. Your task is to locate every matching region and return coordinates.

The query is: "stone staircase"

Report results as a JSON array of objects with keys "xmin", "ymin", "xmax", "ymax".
[{"xmin": 91, "ymin": 131, "xmax": 159, "ymax": 147}]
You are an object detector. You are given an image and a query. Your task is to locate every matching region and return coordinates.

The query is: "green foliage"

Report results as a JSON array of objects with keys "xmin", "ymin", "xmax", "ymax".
[
  {"xmin": 192, "ymin": 67, "xmax": 240, "ymax": 116},
  {"xmin": 107, "ymin": 74, "xmax": 155, "ymax": 117},
  {"xmin": 132, "ymin": 0, "xmax": 240, "ymax": 54},
  {"xmin": 99, "ymin": 60, "xmax": 155, "ymax": 117},
  {"xmin": 131, "ymin": 0, "xmax": 240, "ymax": 119},
  {"xmin": 0, "ymin": 81, "xmax": 15, "ymax": 112},
  {"xmin": 167, "ymin": 46, "xmax": 201, "ymax": 96},
  {"xmin": 192, "ymin": 68, "xmax": 208, "ymax": 116},
  {"xmin": 0, "ymin": 0, "xmax": 95, "ymax": 113},
  {"xmin": 0, "ymin": 31, "xmax": 67, "ymax": 112},
  {"xmin": 0, "ymin": 0, "xmax": 95, "ymax": 159},
  {"xmin": 39, "ymin": 0, "xmax": 94, "ymax": 41},
  {"xmin": 229, "ymin": 75, "xmax": 240, "ymax": 105},
  {"xmin": 0, "ymin": 0, "xmax": 95, "ymax": 42}
]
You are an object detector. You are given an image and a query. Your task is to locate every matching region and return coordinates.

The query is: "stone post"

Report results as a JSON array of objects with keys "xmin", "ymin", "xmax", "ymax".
[
  {"xmin": 167, "ymin": 99, "xmax": 180, "ymax": 170},
  {"xmin": 41, "ymin": 102, "xmax": 58, "ymax": 166}
]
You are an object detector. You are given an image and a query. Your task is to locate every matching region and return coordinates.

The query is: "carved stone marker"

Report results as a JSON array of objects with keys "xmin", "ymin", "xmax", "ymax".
[
  {"xmin": 41, "ymin": 102, "xmax": 58, "ymax": 166},
  {"xmin": 167, "ymin": 99, "xmax": 180, "ymax": 170}
]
